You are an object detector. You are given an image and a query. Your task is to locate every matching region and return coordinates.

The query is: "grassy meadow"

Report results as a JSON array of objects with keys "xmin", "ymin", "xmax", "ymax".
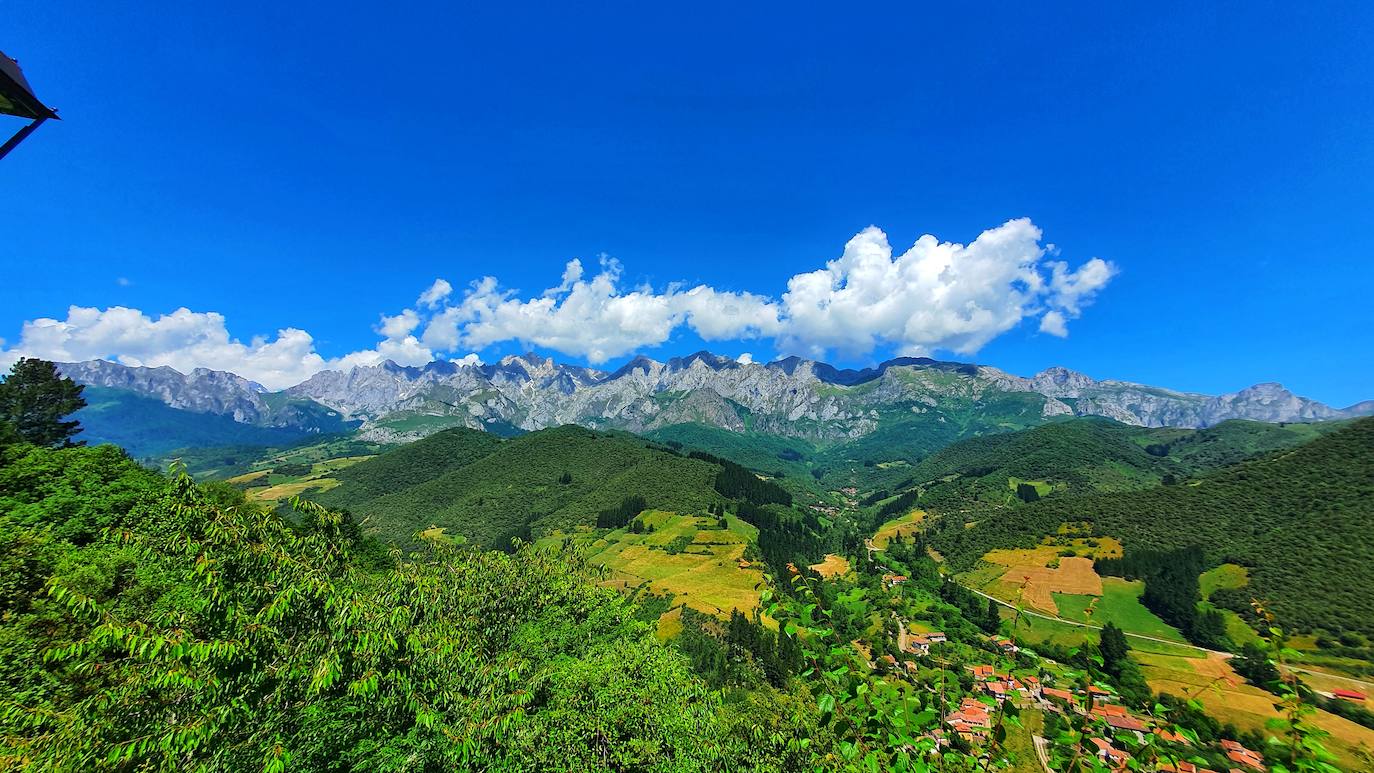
[{"xmin": 539, "ymin": 511, "xmax": 765, "ymax": 618}]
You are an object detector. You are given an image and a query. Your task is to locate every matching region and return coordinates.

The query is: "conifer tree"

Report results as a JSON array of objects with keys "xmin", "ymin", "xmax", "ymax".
[{"xmin": 0, "ymin": 358, "xmax": 86, "ymax": 447}]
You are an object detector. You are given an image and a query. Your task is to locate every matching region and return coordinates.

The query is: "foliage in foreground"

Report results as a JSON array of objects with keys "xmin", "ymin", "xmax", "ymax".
[{"xmin": 0, "ymin": 443, "xmax": 815, "ymax": 771}]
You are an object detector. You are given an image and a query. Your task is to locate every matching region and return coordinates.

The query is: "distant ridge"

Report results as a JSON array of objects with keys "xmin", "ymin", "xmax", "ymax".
[{"xmin": 56, "ymin": 352, "xmax": 1373, "ymax": 446}]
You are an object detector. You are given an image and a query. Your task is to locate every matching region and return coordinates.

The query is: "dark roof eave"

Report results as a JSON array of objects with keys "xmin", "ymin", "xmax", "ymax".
[{"xmin": 0, "ymin": 53, "xmax": 59, "ymax": 120}]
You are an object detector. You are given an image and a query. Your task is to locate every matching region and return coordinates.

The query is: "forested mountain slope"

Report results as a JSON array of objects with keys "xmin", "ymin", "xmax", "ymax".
[
  {"xmin": 315, "ymin": 425, "xmax": 724, "ymax": 548},
  {"xmin": 887, "ymin": 417, "xmax": 1347, "ymax": 508},
  {"xmin": 929, "ymin": 417, "xmax": 1374, "ymax": 637},
  {"xmin": 312, "ymin": 425, "xmax": 502, "ymax": 506},
  {"xmin": 0, "ymin": 442, "xmax": 806, "ymax": 770},
  {"xmin": 74, "ymin": 386, "xmax": 323, "ymax": 458}
]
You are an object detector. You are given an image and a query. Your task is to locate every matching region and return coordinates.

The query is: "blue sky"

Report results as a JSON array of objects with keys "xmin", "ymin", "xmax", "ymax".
[{"xmin": 2, "ymin": 2, "xmax": 1371, "ymax": 403}]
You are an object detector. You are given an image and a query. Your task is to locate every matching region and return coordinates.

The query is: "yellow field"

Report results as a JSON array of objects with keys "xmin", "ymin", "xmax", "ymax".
[
  {"xmin": 230, "ymin": 456, "xmax": 372, "ymax": 503},
  {"xmin": 311, "ymin": 455, "xmax": 374, "ymax": 472},
  {"xmin": 1299, "ymin": 669, "xmax": 1374, "ymax": 710},
  {"xmin": 872, "ymin": 509, "xmax": 926, "ymax": 548},
  {"xmin": 545, "ymin": 511, "xmax": 765, "ymax": 618},
  {"xmin": 981, "ymin": 547, "xmax": 1103, "ymax": 615},
  {"xmin": 809, "ymin": 554, "xmax": 851, "ymax": 579},
  {"xmin": 247, "ymin": 477, "xmax": 341, "ymax": 502},
  {"xmin": 656, "ymin": 606, "xmax": 684, "ymax": 641},
  {"xmin": 224, "ymin": 469, "xmax": 268, "ymax": 486},
  {"xmin": 1138, "ymin": 651, "xmax": 1374, "ymax": 769}
]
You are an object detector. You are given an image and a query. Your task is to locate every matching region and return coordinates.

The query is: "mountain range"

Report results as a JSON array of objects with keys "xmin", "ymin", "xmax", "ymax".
[{"xmin": 57, "ymin": 353, "xmax": 1373, "ymax": 454}]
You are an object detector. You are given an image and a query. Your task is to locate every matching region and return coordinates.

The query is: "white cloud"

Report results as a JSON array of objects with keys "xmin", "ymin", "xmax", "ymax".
[
  {"xmin": 452, "ymin": 352, "xmax": 483, "ymax": 367},
  {"xmin": 378, "ymin": 309, "xmax": 421, "ymax": 340},
  {"xmin": 116, "ymin": 277, "xmax": 132, "ymax": 287},
  {"xmin": 0, "ymin": 218, "xmax": 1115, "ymax": 386},
  {"xmin": 417, "ymin": 278, "xmax": 452, "ymax": 308},
  {"xmin": 1039, "ymin": 310, "xmax": 1069, "ymax": 337},
  {"xmin": 420, "ymin": 217, "xmax": 1113, "ymax": 363},
  {"xmin": 1045, "ymin": 257, "xmax": 1116, "ymax": 317},
  {"xmin": 736, "ymin": 352, "xmax": 754, "ymax": 365},
  {"xmin": 415, "ymin": 256, "xmax": 785, "ymax": 365},
  {"xmin": 0, "ymin": 305, "xmax": 433, "ymax": 389}
]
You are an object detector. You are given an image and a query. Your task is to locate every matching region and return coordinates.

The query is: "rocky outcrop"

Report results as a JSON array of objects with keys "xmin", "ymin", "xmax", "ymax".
[
  {"xmin": 59, "ymin": 360, "xmax": 270, "ymax": 423},
  {"xmin": 57, "ymin": 360, "xmax": 350, "ymax": 433},
  {"xmin": 60, "ymin": 352, "xmax": 1373, "ymax": 443}
]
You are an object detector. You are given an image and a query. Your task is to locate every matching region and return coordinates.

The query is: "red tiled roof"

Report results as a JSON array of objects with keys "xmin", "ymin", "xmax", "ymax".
[
  {"xmin": 1102, "ymin": 713, "xmax": 1148, "ymax": 732},
  {"xmin": 1226, "ymin": 749, "xmax": 1264, "ymax": 770},
  {"xmin": 1157, "ymin": 729, "xmax": 1192, "ymax": 745}
]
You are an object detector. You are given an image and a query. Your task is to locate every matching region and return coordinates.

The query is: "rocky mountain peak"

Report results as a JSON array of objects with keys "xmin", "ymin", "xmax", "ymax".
[
  {"xmin": 1028, "ymin": 366, "xmax": 1097, "ymax": 397},
  {"xmin": 56, "ymin": 354, "xmax": 1374, "ymax": 444}
]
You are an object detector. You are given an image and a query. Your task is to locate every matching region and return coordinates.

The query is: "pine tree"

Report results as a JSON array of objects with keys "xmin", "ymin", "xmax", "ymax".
[{"xmin": 0, "ymin": 358, "xmax": 86, "ymax": 447}]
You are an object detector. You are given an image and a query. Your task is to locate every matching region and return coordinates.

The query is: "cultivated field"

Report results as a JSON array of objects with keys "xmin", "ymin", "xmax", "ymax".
[
  {"xmin": 1137, "ymin": 651, "xmax": 1374, "ymax": 770},
  {"xmin": 872, "ymin": 509, "xmax": 926, "ymax": 548},
  {"xmin": 1002, "ymin": 607, "xmax": 1199, "ymax": 658},
  {"xmin": 541, "ymin": 511, "xmax": 765, "ymax": 618},
  {"xmin": 809, "ymin": 553, "xmax": 851, "ymax": 579},
  {"xmin": 982, "ymin": 547, "xmax": 1102, "ymax": 615},
  {"xmin": 247, "ymin": 477, "xmax": 341, "ymax": 502},
  {"xmin": 1053, "ymin": 577, "xmax": 1190, "ymax": 643},
  {"xmin": 231, "ymin": 455, "xmax": 374, "ymax": 503}
]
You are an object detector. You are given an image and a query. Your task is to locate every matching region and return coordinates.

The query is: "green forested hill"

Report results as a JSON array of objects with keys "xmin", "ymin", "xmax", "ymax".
[
  {"xmin": 881, "ymin": 416, "xmax": 1349, "ymax": 510},
  {"xmin": 1139, "ymin": 418, "xmax": 1347, "ymax": 471},
  {"xmin": 316, "ymin": 425, "xmax": 725, "ymax": 548},
  {"xmin": 74, "ymin": 387, "xmax": 318, "ymax": 459},
  {"xmin": 899, "ymin": 418, "xmax": 1178, "ymax": 506},
  {"xmin": 930, "ymin": 417, "xmax": 1374, "ymax": 636},
  {"xmin": 645, "ymin": 423, "xmax": 816, "ymax": 480},
  {"xmin": 314, "ymin": 425, "xmax": 503, "ymax": 506},
  {"xmin": 644, "ymin": 392, "xmax": 1060, "ymax": 495}
]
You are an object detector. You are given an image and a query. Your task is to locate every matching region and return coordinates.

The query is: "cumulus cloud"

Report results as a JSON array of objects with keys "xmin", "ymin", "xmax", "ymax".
[
  {"xmin": 1039, "ymin": 310, "xmax": 1069, "ymax": 337},
  {"xmin": 0, "ymin": 305, "xmax": 430, "ymax": 390},
  {"xmin": 416, "ymin": 217, "xmax": 1113, "ymax": 363},
  {"xmin": 417, "ymin": 278, "xmax": 452, "ymax": 308},
  {"xmin": 451, "ymin": 352, "xmax": 483, "ymax": 367},
  {"xmin": 378, "ymin": 309, "xmax": 421, "ymax": 340},
  {"xmin": 0, "ymin": 218, "xmax": 1115, "ymax": 386},
  {"xmin": 417, "ymin": 257, "xmax": 782, "ymax": 364}
]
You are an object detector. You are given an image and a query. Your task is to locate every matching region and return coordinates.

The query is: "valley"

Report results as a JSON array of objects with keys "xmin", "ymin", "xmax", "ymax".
[{"xmin": 4, "ymin": 354, "xmax": 1373, "ymax": 771}]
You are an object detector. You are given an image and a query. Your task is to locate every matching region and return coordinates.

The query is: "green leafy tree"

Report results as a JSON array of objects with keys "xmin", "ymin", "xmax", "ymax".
[
  {"xmin": 0, "ymin": 447, "xmax": 789, "ymax": 771},
  {"xmin": 0, "ymin": 359, "xmax": 86, "ymax": 448},
  {"xmin": 1099, "ymin": 621, "xmax": 1129, "ymax": 675}
]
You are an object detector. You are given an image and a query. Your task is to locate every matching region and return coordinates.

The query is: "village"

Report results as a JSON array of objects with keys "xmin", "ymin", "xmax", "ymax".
[{"xmin": 825, "ymin": 543, "xmax": 1277, "ymax": 773}]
